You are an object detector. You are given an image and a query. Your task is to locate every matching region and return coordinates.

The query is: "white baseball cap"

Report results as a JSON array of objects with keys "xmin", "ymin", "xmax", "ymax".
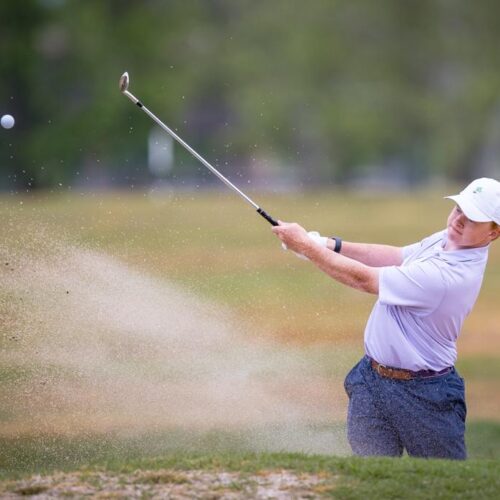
[{"xmin": 445, "ymin": 177, "xmax": 500, "ymax": 225}]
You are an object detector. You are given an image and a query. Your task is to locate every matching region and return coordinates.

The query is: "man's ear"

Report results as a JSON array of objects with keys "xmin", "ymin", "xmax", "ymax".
[{"xmin": 491, "ymin": 225, "xmax": 500, "ymax": 242}]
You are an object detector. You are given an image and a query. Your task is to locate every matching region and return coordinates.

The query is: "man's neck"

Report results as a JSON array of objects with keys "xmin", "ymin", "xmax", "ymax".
[{"xmin": 443, "ymin": 241, "xmax": 489, "ymax": 252}]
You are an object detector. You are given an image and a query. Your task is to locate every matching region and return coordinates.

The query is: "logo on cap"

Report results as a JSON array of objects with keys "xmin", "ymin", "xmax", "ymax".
[{"xmin": 473, "ymin": 187, "xmax": 483, "ymax": 194}]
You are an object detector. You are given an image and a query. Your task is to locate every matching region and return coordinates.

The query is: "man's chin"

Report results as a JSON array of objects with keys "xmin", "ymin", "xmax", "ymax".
[{"xmin": 446, "ymin": 229, "xmax": 462, "ymax": 247}]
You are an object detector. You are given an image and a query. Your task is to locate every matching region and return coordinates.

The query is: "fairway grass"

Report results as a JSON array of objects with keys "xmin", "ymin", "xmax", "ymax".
[
  {"xmin": 2, "ymin": 189, "xmax": 498, "ymax": 348},
  {"xmin": 1, "ymin": 190, "xmax": 500, "ymax": 497},
  {"xmin": 1, "ymin": 422, "xmax": 499, "ymax": 475}
]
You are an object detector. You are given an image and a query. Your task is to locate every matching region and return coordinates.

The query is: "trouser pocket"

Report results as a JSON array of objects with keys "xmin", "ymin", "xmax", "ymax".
[
  {"xmin": 344, "ymin": 357, "xmax": 368, "ymax": 397},
  {"xmin": 445, "ymin": 371, "xmax": 466, "ymax": 422}
]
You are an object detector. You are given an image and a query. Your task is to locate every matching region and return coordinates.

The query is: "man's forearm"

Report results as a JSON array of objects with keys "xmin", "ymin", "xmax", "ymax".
[
  {"xmin": 303, "ymin": 244, "xmax": 379, "ymax": 294},
  {"xmin": 326, "ymin": 240, "xmax": 403, "ymax": 267}
]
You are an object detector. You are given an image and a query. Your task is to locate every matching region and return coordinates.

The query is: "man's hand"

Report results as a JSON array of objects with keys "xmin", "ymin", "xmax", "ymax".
[
  {"xmin": 273, "ymin": 221, "xmax": 379, "ymax": 294},
  {"xmin": 272, "ymin": 222, "xmax": 327, "ymax": 258},
  {"xmin": 307, "ymin": 231, "xmax": 328, "ymax": 248}
]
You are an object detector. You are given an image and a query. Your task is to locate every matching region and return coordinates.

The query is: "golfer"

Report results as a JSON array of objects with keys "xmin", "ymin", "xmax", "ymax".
[{"xmin": 272, "ymin": 177, "xmax": 500, "ymax": 459}]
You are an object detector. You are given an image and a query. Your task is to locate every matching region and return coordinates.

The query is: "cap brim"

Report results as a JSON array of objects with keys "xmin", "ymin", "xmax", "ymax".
[{"xmin": 445, "ymin": 194, "xmax": 492, "ymax": 222}]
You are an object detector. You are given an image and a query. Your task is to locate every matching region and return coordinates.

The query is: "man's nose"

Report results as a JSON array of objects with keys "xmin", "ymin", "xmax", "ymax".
[{"xmin": 455, "ymin": 213, "xmax": 466, "ymax": 225}]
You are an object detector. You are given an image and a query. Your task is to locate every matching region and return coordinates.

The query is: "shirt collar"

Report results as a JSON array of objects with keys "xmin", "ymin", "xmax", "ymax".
[{"xmin": 437, "ymin": 230, "xmax": 489, "ymax": 263}]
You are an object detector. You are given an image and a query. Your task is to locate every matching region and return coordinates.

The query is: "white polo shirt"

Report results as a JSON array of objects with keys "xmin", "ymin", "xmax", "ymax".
[{"xmin": 364, "ymin": 230, "xmax": 489, "ymax": 371}]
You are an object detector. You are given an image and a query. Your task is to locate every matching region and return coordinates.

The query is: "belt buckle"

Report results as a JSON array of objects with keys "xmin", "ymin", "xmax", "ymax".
[{"xmin": 374, "ymin": 360, "xmax": 412, "ymax": 380}]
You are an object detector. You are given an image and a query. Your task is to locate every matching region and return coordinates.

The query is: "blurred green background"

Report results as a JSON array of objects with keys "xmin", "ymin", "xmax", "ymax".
[{"xmin": 1, "ymin": 0, "xmax": 500, "ymax": 189}]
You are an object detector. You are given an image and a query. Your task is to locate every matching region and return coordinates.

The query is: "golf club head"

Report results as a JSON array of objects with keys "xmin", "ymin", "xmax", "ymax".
[{"xmin": 119, "ymin": 72, "xmax": 130, "ymax": 93}]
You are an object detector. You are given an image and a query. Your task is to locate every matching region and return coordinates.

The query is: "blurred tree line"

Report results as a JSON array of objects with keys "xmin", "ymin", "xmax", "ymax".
[{"xmin": 1, "ymin": 0, "xmax": 500, "ymax": 190}]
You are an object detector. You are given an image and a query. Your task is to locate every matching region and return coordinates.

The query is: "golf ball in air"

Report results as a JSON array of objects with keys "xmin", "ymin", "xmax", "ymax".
[{"xmin": 1, "ymin": 114, "xmax": 15, "ymax": 129}]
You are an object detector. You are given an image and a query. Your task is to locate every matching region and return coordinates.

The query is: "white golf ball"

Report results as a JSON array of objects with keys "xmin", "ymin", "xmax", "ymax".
[{"xmin": 1, "ymin": 114, "xmax": 15, "ymax": 129}]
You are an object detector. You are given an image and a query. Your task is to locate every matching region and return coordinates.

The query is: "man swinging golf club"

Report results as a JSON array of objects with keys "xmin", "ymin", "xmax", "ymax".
[
  {"xmin": 119, "ymin": 76, "xmax": 497, "ymax": 458},
  {"xmin": 272, "ymin": 177, "xmax": 500, "ymax": 460}
]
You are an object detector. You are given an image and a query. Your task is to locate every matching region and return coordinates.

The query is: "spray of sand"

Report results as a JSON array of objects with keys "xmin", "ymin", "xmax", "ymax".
[{"xmin": 1, "ymin": 226, "xmax": 349, "ymax": 454}]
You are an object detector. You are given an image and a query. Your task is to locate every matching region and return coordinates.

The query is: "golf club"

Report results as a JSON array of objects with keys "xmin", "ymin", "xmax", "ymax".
[{"xmin": 119, "ymin": 72, "xmax": 279, "ymax": 226}]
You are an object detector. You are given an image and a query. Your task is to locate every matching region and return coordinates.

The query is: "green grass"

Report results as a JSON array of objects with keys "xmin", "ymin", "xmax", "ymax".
[
  {"xmin": 466, "ymin": 421, "xmax": 500, "ymax": 459},
  {"xmin": 1, "ymin": 422, "xmax": 499, "ymax": 481},
  {"xmin": 100, "ymin": 453, "xmax": 500, "ymax": 499},
  {"xmin": 1, "ymin": 442, "xmax": 500, "ymax": 498},
  {"xmin": 456, "ymin": 357, "xmax": 500, "ymax": 380}
]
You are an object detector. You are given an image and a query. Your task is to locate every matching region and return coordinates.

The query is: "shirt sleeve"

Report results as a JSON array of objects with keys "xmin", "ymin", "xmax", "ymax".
[
  {"xmin": 402, "ymin": 230, "xmax": 446, "ymax": 262},
  {"xmin": 379, "ymin": 259, "xmax": 447, "ymax": 314},
  {"xmin": 402, "ymin": 241, "xmax": 421, "ymax": 261}
]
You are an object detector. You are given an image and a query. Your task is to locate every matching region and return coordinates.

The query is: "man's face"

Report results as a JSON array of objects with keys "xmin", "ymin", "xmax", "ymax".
[{"xmin": 446, "ymin": 205, "xmax": 499, "ymax": 249}]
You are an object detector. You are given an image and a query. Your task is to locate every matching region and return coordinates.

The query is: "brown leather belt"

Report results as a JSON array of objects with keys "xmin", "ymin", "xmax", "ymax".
[{"xmin": 370, "ymin": 358, "xmax": 452, "ymax": 381}]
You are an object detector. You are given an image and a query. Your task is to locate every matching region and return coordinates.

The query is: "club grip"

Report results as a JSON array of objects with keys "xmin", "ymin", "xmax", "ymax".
[{"xmin": 257, "ymin": 208, "xmax": 279, "ymax": 226}]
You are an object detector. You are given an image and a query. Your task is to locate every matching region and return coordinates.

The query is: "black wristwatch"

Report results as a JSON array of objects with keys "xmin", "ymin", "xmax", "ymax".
[{"xmin": 330, "ymin": 236, "xmax": 342, "ymax": 253}]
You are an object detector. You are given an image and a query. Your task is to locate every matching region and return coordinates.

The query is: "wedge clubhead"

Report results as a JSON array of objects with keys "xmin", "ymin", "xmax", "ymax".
[{"xmin": 119, "ymin": 72, "xmax": 129, "ymax": 93}]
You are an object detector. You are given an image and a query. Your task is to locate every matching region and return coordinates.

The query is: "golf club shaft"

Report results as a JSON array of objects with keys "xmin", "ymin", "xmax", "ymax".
[{"xmin": 122, "ymin": 89, "xmax": 279, "ymax": 226}]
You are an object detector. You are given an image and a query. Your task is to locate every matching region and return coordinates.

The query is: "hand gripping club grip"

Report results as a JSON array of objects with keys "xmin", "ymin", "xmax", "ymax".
[{"xmin": 257, "ymin": 208, "xmax": 279, "ymax": 226}]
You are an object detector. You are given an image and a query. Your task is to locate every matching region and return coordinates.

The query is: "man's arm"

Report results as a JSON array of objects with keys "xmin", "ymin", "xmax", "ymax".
[
  {"xmin": 272, "ymin": 222, "xmax": 382, "ymax": 294},
  {"xmin": 325, "ymin": 239, "xmax": 404, "ymax": 267},
  {"xmin": 306, "ymin": 244, "xmax": 380, "ymax": 294}
]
